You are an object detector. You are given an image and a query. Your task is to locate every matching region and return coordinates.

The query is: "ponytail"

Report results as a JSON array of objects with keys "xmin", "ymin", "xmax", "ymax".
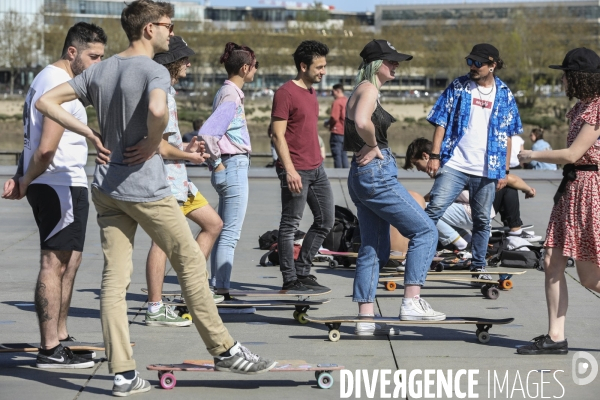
[{"xmin": 355, "ymin": 60, "xmax": 383, "ymax": 89}]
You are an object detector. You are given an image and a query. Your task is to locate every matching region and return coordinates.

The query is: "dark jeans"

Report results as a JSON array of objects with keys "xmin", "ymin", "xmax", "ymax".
[
  {"xmin": 277, "ymin": 164, "xmax": 334, "ymax": 283},
  {"xmin": 330, "ymin": 133, "xmax": 348, "ymax": 168},
  {"xmin": 493, "ymin": 186, "xmax": 523, "ymax": 229}
]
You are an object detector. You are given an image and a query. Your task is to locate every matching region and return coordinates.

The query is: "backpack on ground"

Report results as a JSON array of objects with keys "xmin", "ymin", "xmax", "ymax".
[
  {"xmin": 322, "ymin": 205, "xmax": 358, "ymax": 252},
  {"xmin": 260, "ymin": 242, "xmax": 302, "ymax": 266},
  {"xmin": 488, "ymin": 235, "xmax": 543, "ymax": 269}
]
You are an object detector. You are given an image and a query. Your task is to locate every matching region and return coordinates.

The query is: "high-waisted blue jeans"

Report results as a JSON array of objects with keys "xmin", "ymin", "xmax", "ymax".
[{"xmin": 348, "ymin": 148, "xmax": 438, "ymax": 303}]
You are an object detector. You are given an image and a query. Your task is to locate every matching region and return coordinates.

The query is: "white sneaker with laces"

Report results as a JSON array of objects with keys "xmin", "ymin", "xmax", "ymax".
[{"xmin": 399, "ymin": 297, "xmax": 446, "ymax": 321}]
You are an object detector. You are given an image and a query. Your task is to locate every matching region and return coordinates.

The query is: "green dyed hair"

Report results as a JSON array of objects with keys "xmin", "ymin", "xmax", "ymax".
[{"xmin": 354, "ymin": 60, "xmax": 383, "ymax": 88}]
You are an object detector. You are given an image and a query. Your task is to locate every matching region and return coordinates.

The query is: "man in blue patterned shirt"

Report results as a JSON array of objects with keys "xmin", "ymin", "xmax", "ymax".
[{"xmin": 424, "ymin": 43, "xmax": 523, "ymax": 278}]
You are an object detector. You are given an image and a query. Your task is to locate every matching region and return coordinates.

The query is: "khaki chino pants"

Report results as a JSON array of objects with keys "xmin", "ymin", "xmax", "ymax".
[{"xmin": 92, "ymin": 187, "xmax": 234, "ymax": 374}]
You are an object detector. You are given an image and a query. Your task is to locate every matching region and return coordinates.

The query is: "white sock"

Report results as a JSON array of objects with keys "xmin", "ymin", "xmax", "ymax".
[
  {"xmin": 509, "ymin": 229, "xmax": 522, "ymax": 236},
  {"xmin": 454, "ymin": 237, "xmax": 468, "ymax": 250},
  {"xmin": 402, "ymin": 295, "xmax": 419, "ymax": 305},
  {"xmin": 148, "ymin": 300, "xmax": 163, "ymax": 313}
]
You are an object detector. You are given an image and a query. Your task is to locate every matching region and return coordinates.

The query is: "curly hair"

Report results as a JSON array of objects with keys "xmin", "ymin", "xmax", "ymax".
[
  {"xmin": 292, "ymin": 40, "xmax": 329, "ymax": 71},
  {"xmin": 565, "ymin": 70, "xmax": 600, "ymax": 101},
  {"xmin": 403, "ymin": 137, "xmax": 432, "ymax": 170},
  {"xmin": 165, "ymin": 57, "xmax": 188, "ymax": 82}
]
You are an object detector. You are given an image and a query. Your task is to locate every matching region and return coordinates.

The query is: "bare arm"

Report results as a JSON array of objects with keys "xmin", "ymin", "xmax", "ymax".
[
  {"xmin": 35, "ymin": 83, "xmax": 109, "ymax": 163},
  {"xmin": 158, "ymin": 134, "xmax": 206, "ymax": 164},
  {"xmin": 425, "ymin": 125, "xmax": 446, "ymax": 177},
  {"xmin": 520, "ymin": 123, "xmax": 599, "ymax": 165},
  {"xmin": 271, "ymin": 117, "xmax": 303, "ymax": 193},
  {"xmin": 123, "ymin": 89, "xmax": 168, "ymax": 165},
  {"xmin": 507, "ymin": 174, "xmax": 535, "ymax": 198}
]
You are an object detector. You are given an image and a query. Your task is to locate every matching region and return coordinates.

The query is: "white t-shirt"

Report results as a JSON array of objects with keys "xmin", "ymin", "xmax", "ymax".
[
  {"xmin": 445, "ymin": 80, "xmax": 496, "ymax": 177},
  {"xmin": 509, "ymin": 135, "xmax": 524, "ymax": 168},
  {"xmin": 23, "ymin": 65, "xmax": 88, "ymax": 187}
]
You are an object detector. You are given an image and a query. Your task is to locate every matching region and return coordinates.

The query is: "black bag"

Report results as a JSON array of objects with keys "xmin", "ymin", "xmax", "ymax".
[
  {"xmin": 322, "ymin": 206, "xmax": 358, "ymax": 252},
  {"xmin": 498, "ymin": 246, "xmax": 542, "ymax": 269},
  {"xmin": 260, "ymin": 242, "xmax": 302, "ymax": 266},
  {"xmin": 258, "ymin": 229, "xmax": 305, "ymax": 250}
]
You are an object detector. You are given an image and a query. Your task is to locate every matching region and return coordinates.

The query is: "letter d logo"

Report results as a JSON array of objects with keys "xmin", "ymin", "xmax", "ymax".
[{"xmin": 572, "ymin": 351, "xmax": 598, "ymax": 385}]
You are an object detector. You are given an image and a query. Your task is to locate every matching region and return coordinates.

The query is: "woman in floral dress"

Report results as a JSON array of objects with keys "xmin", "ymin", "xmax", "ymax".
[{"xmin": 517, "ymin": 47, "xmax": 600, "ymax": 355}]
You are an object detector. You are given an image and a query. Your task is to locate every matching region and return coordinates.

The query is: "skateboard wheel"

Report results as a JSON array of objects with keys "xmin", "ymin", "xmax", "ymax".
[
  {"xmin": 486, "ymin": 287, "xmax": 500, "ymax": 300},
  {"xmin": 181, "ymin": 313, "xmax": 192, "ymax": 321},
  {"xmin": 328, "ymin": 260, "xmax": 338, "ymax": 269},
  {"xmin": 297, "ymin": 312, "xmax": 308, "ymax": 324},
  {"xmin": 328, "ymin": 329, "xmax": 340, "ymax": 342},
  {"xmin": 480, "ymin": 286, "xmax": 488, "ymax": 296},
  {"xmin": 293, "ymin": 311, "xmax": 299, "ymax": 321},
  {"xmin": 435, "ymin": 263, "xmax": 444, "ymax": 272},
  {"xmin": 385, "ymin": 281, "xmax": 397, "ymax": 291},
  {"xmin": 566, "ymin": 258, "xmax": 575, "ymax": 267},
  {"xmin": 499, "ymin": 279, "xmax": 513, "ymax": 290},
  {"xmin": 317, "ymin": 372, "xmax": 334, "ymax": 389},
  {"xmin": 477, "ymin": 331, "xmax": 491, "ymax": 344},
  {"xmin": 160, "ymin": 372, "xmax": 177, "ymax": 390}
]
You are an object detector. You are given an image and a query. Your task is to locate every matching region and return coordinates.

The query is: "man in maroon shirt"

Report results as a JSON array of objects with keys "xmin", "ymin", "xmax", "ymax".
[
  {"xmin": 271, "ymin": 40, "xmax": 334, "ymax": 291},
  {"xmin": 327, "ymin": 83, "xmax": 348, "ymax": 168}
]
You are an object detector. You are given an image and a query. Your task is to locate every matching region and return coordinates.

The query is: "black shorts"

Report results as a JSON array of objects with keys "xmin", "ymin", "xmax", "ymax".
[{"xmin": 26, "ymin": 184, "xmax": 89, "ymax": 252}]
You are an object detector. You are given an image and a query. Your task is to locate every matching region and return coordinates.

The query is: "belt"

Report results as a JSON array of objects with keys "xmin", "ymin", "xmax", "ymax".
[
  {"xmin": 221, "ymin": 153, "xmax": 249, "ymax": 161},
  {"xmin": 553, "ymin": 163, "xmax": 598, "ymax": 204}
]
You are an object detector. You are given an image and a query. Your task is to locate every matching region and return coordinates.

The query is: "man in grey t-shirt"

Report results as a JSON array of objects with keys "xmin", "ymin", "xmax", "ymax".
[{"xmin": 35, "ymin": 0, "xmax": 275, "ymax": 396}]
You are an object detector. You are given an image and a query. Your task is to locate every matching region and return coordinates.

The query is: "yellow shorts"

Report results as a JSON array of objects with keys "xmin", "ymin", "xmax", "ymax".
[{"xmin": 180, "ymin": 192, "xmax": 209, "ymax": 216}]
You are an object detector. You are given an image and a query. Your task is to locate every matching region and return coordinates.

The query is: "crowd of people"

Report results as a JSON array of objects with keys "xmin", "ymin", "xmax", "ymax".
[{"xmin": 2, "ymin": 0, "xmax": 600, "ymax": 396}]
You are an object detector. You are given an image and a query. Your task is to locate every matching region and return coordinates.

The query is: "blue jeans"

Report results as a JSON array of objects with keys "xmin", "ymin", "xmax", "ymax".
[
  {"xmin": 348, "ymin": 148, "xmax": 437, "ymax": 302},
  {"xmin": 330, "ymin": 133, "xmax": 348, "ymax": 168},
  {"xmin": 425, "ymin": 165, "xmax": 496, "ymax": 268},
  {"xmin": 277, "ymin": 164, "xmax": 334, "ymax": 283},
  {"xmin": 210, "ymin": 154, "xmax": 250, "ymax": 290}
]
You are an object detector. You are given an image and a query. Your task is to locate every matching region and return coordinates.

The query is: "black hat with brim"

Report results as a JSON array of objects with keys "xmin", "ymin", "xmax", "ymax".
[
  {"xmin": 153, "ymin": 36, "xmax": 195, "ymax": 65},
  {"xmin": 466, "ymin": 43, "xmax": 499, "ymax": 64},
  {"xmin": 360, "ymin": 40, "xmax": 413, "ymax": 64},
  {"xmin": 549, "ymin": 47, "xmax": 600, "ymax": 73}
]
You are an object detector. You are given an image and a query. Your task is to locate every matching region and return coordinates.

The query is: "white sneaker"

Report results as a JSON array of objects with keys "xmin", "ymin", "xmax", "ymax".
[
  {"xmin": 396, "ymin": 260, "xmax": 406, "ymax": 272},
  {"xmin": 355, "ymin": 322, "xmax": 397, "ymax": 336},
  {"xmin": 510, "ymin": 231, "xmax": 542, "ymax": 242},
  {"xmin": 399, "ymin": 297, "xmax": 446, "ymax": 321}
]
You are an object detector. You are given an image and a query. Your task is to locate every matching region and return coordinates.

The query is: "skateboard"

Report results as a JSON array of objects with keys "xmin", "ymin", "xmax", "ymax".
[
  {"xmin": 164, "ymin": 298, "xmax": 330, "ymax": 324},
  {"xmin": 378, "ymin": 274, "xmax": 522, "ymax": 299},
  {"xmin": 147, "ymin": 359, "xmax": 345, "ymax": 390},
  {"xmin": 380, "ymin": 270, "xmax": 526, "ymax": 291},
  {"xmin": 142, "ymin": 288, "xmax": 331, "ymax": 298},
  {"xmin": 304, "ymin": 315, "xmax": 515, "ymax": 343},
  {"xmin": 0, "ymin": 341, "xmax": 134, "ymax": 353},
  {"xmin": 319, "ymin": 249, "xmax": 407, "ymax": 269}
]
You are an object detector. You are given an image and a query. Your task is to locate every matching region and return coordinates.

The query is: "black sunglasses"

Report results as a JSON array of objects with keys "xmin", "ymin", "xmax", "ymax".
[
  {"xmin": 466, "ymin": 58, "xmax": 484, "ymax": 68},
  {"xmin": 151, "ymin": 22, "xmax": 174, "ymax": 33},
  {"xmin": 254, "ymin": 61, "xmax": 259, "ymax": 70}
]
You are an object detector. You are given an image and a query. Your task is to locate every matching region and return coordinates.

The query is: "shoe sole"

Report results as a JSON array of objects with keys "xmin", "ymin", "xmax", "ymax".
[
  {"xmin": 517, "ymin": 348, "xmax": 568, "ymax": 355},
  {"xmin": 215, "ymin": 360, "xmax": 278, "ymax": 375},
  {"xmin": 112, "ymin": 384, "xmax": 151, "ymax": 397},
  {"xmin": 37, "ymin": 361, "xmax": 95, "ymax": 369},
  {"xmin": 145, "ymin": 321, "xmax": 193, "ymax": 327},
  {"xmin": 214, "ymin": 298, "xmax": 225, "ymax": 304},
  {"xmin": 354, "ymin": 330, "xmax": 397, "ymax": 336}
]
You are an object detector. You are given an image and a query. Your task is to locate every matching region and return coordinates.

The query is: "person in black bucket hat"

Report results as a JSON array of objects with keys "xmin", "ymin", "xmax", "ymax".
[{"xmin": 517, "ymin": 47, "xmax": 600, "ymax": 355}]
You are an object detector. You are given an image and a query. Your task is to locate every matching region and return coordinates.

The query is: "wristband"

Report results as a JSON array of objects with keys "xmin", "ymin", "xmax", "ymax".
[
  {"xmin": 429, "ymin": 153, "xmax": 440, "ymax": 160},
  {"xmin": 364, "ymin": 143, "xmax": 378, "ymax": 148},
  {"xmin": 505, "ymin": 170, "xmax": 510, "ymax": 175}
]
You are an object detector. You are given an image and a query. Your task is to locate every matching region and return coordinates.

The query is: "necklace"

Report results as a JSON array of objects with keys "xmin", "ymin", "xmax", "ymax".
[
  {"xmin": 476, "ymin": 83, "xmax": 494, "ymax": 96},
  {"xmin": 474, "ymin": 81, "xmax": 494, "ymax": 108}
]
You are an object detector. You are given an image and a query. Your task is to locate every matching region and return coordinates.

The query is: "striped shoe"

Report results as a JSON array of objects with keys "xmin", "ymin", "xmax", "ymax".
[{"xmin": 214, "ymin": 342, "xmax": 277, "ymax": 375}]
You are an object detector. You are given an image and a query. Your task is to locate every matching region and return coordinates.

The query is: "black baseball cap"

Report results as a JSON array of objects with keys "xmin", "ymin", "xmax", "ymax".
[
  {"xmin": 466, "ymin": 43, "xmax": 500, "ymax": 64},
  {"xmin": 153, "ymin": 36, "xmax": 195, "ymax": 65},
  {"xmin": 360, "ymin": 40, "xmax": 413, "ymax": 64},
  {"xmin": 549, "ymin": 47, "xmax": 600, "ymax": 73}
]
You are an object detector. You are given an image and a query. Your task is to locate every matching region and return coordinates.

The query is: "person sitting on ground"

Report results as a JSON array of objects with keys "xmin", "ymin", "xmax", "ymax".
[
  {"xmin": 405, "ymin": 137, "xmax": 542, "ymax": 252},
  {"xmin": 528, "ymin": 128, "xmax": 557, "ymax": 170}
]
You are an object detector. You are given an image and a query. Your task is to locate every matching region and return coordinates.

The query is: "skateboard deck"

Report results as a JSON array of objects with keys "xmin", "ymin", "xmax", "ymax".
[
  {"xmin": 378, "ymin": 275, "xmax": 516, "ymax": 298},
  {"xmin": 0, "ymin": 341, "xmax": 134, "ymax": 353},
  {"xmin": 380, "ymin": 270, "xmax": 526, "ymax": 276},
  {"xmin": 304, "ymin": 315, "xmax": 514, "ymax": 343},
  {"xmin": 320, "ymin": 249, "xmax": 405, "ymax": 260},
  {"xmin": 164, "ymin": 298, "xmax": 330, "ymax": 324},
  {"xmin": 142, "ymin": 288, "xmax": 331, "ymax": 297},
  {"xmin": 147, "ymin": 359, "xmax": 344, "ymax": 390}
]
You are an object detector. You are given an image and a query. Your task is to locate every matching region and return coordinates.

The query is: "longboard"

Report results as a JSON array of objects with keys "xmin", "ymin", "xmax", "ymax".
[
  {"xmin": 304, "ymin": 315, "xmax": 514, "ymax": 343},
  {"xmin": 0, "ymin": 341, "xmax": 134, "ymax": 353},
  {"xmin": 142, "ymin": 288, "xmax": 330, "ymax": 298},
  {"xmin": 378, "ymin": 275, "xmax": 517, "ymax": 299},
  {"xmin": 164, "ymin": 298, "xmax": 330, "ymax": 324},
  {"xmin": 147, "ymin": 359, "xmax": 344, "ymax": 390}
]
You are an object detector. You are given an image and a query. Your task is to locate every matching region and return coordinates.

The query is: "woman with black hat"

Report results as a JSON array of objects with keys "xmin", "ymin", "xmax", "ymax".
[
  {"xmin": 517, "ymin": 47, "xmax": 600, "ymax": 355},
  {"xmin": 344, "ymin": 40, "xmax": 445, "ymax": 336}
]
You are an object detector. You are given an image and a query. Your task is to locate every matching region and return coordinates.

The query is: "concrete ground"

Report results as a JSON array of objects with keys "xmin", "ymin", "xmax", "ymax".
[{"xmin": 0, "ymin": 167, "xmax": 598, "ymax": 399}]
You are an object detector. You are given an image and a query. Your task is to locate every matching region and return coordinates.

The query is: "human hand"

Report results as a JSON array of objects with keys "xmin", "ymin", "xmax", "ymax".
[
  {"xmin": 91, "ymin": 130, "xmax": 110, "ymax": 165},
  {"xmin": 123, "ymin": 136, "xmax": 160, "ymax": 165},
  {"xmin": 2, "ymin": 177, "xmax": 20, "ymax": 199},
  {"xmin": 518, "ymin": 150, "xmax": 532, "ymax": 163},
  {"xmin": 525, "ymin": 187, "xmax": 536, "ymax": 199},
  {"xmin": 425, "ymin": 158, "xmax": 440, "ymax": 178},
  {"xmin": 286, "ymin": 169, "xmax": 302, "ymax": 194},
  {"xmin": 214, "ymin": 163, "xmax": 226, "ymax": 172},
  {"xmin": 355, "ymin": 144, "xmax": 383, "ymax": 167},
  {"xmin": 496, "ymin": 177, "xmax": 508, "ymax": 191}
]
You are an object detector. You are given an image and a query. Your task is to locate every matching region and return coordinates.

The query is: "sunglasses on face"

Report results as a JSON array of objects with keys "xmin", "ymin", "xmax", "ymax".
[
  {"xmin": 254, "ymin": 61, "xmax": 259, "ymax": 70},
  {"xmin": 466, "ymin": 58, "xmax": 484, "ymax": 68},
  {"xmin": 152, "ymin": 22, "xmax": 174, "ymax": 33}
]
